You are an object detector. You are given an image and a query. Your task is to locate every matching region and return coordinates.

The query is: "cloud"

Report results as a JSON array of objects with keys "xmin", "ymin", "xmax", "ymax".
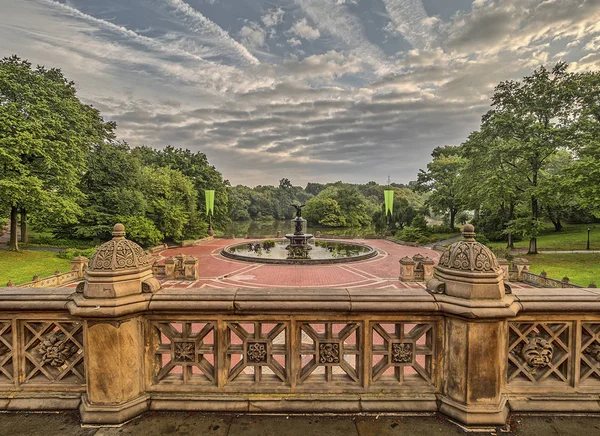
[
  {"xmin": 290, "ymin": 18, "xmax": 320, "ymax": 41},
  {"xmin": 287, "ymin": 37, "xmax": 302, "ymax": 47},
  {"xmin": 154, "ymin": 0, "xmax": 260, "ymax": 65},
  {"xmin": 382, "ymin": 0, "xmax": 438, "ymax": 50},
  {"xmin": 262, "ymin": 7, "xmax": 285, "ymax": 27},
  {"xmin": 238, "ymin": 22, "xmax": 266, "ymax": 49}
]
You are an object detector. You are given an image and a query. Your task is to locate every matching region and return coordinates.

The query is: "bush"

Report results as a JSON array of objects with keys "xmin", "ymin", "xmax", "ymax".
[
  {"xmin": 262, "ymin": 239, "xmax": 275, "ymax": 249},
  {"xmin": 475, "ymin": 233, "xmax": 491, "ymax": 247},
  {"xmin": 57, "ymin": 247, "xmax": 99, "ymax": 260},
  {"xmin": 429, "ymin": 224, "xmax": 456, "ymax": 234},
  {"xmin": 410, "ymin": 214, "xmax": 429, "ymax": 232},
  {"xmin": 397, "ymin": 226, "xmax": 429, "ymax": 245}
]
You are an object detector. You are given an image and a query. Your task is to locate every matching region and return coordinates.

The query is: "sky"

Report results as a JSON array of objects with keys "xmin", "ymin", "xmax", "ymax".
[{"xmin": 1, "ymin": 1, "xmax": 600, "ymax": 187}]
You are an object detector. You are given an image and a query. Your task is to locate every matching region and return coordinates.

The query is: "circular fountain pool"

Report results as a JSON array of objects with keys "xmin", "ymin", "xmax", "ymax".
[{"xmin": 221, "ymin": 239, "xmax": 377, "ymax": 264}]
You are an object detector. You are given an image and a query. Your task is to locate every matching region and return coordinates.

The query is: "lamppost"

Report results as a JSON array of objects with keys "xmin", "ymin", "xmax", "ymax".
[{"xmin": 587, "ymin": 227, "xmax": 591, "ymax": 250}]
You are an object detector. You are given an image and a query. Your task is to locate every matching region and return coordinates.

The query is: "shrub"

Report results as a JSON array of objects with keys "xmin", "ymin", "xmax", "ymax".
[
  {"xmin": 262, "ymin": 239, "xmax": 275, "ymax": 249},
  {"xmin": 57, "ymin": 247, "xmax": 99, "ymax": 260}
]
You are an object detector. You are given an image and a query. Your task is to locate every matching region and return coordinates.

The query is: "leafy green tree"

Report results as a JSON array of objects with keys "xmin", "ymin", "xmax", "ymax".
[
  {"xmin": 140, "ymin": 166, "xmax": 202, "ymax": 241},
  {"xmin": 416, "ymin": 146, "xmax": 466, "ymax": 229},
  {"xmin": 63, "ymin": 141, "xmax": 147, "ymax": 241},
  {"xmin": 481, "ymin": 63, "xmax": 577, "ymax": 253},
  {"xmin": 567, "ymin": 70, "xmax": 600, "ymax": 216},
  {"xmin": 304, "ymin": 196, "xmax": 346, "ymax": 227},
  {"xmin": 0, "ymin": 56, "xmax": 114, "ymax": 250},
  {"xmin": 132, "ymin": 146, "xmax": 229, "ymax": 230}
]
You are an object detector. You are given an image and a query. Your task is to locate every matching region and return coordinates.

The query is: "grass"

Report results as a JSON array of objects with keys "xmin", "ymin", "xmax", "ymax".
[
  {"xmin": 24, "ymin": 230, "xmax": 99, "ymax": 249},
  {"xmin": 522, "ymin": 253, "xmax": 600, "ymax": 287},
  {"xmin": 429, "ymin": 232, "xmax": 461, "ymax": 243},
  {"xmin": 0, "ymin": 250, "xmax": 72, "ymax": 286},
  {"xmin": 488, "ymin": 223, "xmax": 600, "ymax": 251}
]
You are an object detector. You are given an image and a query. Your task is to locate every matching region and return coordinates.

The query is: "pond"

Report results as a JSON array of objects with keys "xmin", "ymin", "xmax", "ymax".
[{"xmin": 223, "ymin": 220, "xmax": 378, "ymax": 238}]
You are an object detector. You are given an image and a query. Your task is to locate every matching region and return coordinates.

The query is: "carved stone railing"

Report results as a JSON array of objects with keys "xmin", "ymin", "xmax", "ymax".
[
  {"xmin": 7, "ymin": 256, "xmax": 88, "ymax": 289},
  {"xmin": 0, "ymin": 288, "xmax": 85, "ymax": 410},
  {"xmin": 1, "ymin": 285, "xmax": 600, "ymax": 423},
  {"xmin": 521, "ymin": 271, "xmax": 583, "ymax": 289}
]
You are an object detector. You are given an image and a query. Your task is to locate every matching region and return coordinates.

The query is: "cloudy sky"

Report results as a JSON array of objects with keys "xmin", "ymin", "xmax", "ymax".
[{"xmin": 1, "ymin": 1, "xmax": 600, "ymax": 186}]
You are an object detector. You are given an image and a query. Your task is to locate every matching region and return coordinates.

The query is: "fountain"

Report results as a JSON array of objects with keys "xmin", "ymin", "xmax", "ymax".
[
  {"xmin": 285, "ymin": 204, "xmax": 313, "ymax": 259},
  {"xmin": 221, "ymin": 205, "xmax": 377, "ymax": 264}
]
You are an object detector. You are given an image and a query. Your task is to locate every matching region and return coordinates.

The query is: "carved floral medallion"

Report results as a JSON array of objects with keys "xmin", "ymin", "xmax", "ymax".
[
  {"xmin": 391, "ymin": 342, "xmax": 413, "ymax": 364},
  {"xmin": 319, "ymin": 342, "xmax": 340, "ymax": 364},
  {"xmin": 37, "ymin": 332, "xmax": 79, "ymax": 367},
  {"xmin": 246, "ymin": 342, "xmax": 268, "ymax": 363},
  {"xmin": 173, "ymin": 341, "xmax": 196, "ymax": 363},
  {"xmin": 521, "ymin": 336, "xmax": 553, "ymax": 373}
]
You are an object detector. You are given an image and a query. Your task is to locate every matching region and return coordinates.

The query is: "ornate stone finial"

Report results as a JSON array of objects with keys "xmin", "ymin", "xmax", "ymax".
[
  {"xmin": 462, "ymin": 224, "xmax": 475, "ymax": 241},
  {"xmin": 112, "ymin": 223, "xmax": 126, "ymax": 239}
]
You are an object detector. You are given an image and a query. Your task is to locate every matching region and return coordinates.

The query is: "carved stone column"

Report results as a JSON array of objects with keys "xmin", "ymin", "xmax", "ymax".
[
  {"xmin": 399, "ymin": 256, "xmax": 415, "ymax": 281},
  {"xmin": 427, "ymin": 225, "xmax": 519, "ymax": 427},
  {"xmin": 68, "ymin": 224, "xmax": 160, "ymax": 425}
]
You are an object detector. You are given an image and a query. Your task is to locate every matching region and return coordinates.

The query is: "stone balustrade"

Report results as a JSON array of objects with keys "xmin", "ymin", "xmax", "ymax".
[{"xmin": 0, "ymin": 223, "xmax": 598, "ymax": 428}]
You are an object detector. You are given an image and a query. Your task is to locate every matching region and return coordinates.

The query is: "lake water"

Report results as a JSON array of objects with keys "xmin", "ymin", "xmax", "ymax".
[{"xmin": 224, "ymin": 220, "xmax": 378, "ymax": 238}]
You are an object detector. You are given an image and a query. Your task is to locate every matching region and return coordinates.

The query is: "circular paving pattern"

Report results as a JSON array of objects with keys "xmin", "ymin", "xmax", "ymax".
[{"xmin": 156, "ymin": 238, "xmax": 442, "ymax": 290}]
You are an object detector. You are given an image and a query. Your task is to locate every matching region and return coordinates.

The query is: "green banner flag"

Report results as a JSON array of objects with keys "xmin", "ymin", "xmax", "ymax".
[
  {"xmin": 205, "ymin": 190, "xmax": 215, "ymax": 216},
  {"xmin": 384, "ymin": 190, "xmax": 394, "ymax": 215}
]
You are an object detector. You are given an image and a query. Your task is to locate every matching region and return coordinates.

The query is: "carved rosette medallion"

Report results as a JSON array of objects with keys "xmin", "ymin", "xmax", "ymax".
[
  {"xmin": 521, "ymin": 336, "xmax": 553, "ymax": 373},
  {"xmin": 391, "ymin": 342, "xmax": 414, "ymax": 364},
  {"xmin": 246, "ymin": 342, "xmax": 268, "ymax": 363},
  {"xmin": 319, "ymin": 342, "xmax": 340, "ymax": 364},
  {"xmin": 37, "ymin": 332, "xmax": 79, "ymax": 367},
  {"xmin": 173, "ymin": 341, "xmax": 196, "ymax": 363}
]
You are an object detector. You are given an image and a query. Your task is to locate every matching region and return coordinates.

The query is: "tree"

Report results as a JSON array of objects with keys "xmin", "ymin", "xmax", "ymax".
[
  {"xmin": 140, "ymin": 166, "xmax": 201, "ymax": 241},
  {"xmin": 416, "ymin": 146, "xmax": 465, "ymax": 229},
  {"xmin": 0, "ymin": 56, "xmax": 115, "ymax": 250},
  {"xmin": 132, "ymin": 146, "xmax": 229, "ymax": 230},
  {"xmin": 567, "ymin": 70, "xmax": 600, "ymax": 216},
  {"xmin": 481, "ymin": 63, "xmax": 577, "ymax": 253}
]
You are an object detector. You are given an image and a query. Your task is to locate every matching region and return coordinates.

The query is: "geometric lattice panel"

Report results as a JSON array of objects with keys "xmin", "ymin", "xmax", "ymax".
[
  {"xmin": 21, "ymin": 321, "xmax": 85, "ymax": 385},
  {"xmin": 580, "ymin": 323, "xmax": 600, "ymax": 385},
  {"xmin": 0, "ymin": 321, "xmax": 13, "ymax": 383},
  {"xmin": 153, "ymin": 321, "xmax": 216, "ymax": 385},
  {"xmin": 371, "ymin": 322, "xmax": 435, "ymax": 386},
  {"xmin": 298, "ymin": 322, "xmax": 361, "ymax": 385},
  {"xmin": 225, "ymin": 322, "xmax": 288, "ymax": 384},
  {"xmin": 508, "ymin": 322, "xmax": 572, "ymax": 386}
]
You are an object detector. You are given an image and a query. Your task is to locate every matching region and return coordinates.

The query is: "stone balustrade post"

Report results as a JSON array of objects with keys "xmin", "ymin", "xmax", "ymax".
[
  {"xmin": 513, "ymin": 258, "xmax": 530, "ymax": 281},
  {"xmin": 399, "ymin": 256, "xmax": 415, "ymax": 281},
  {"xmin": 427, "ymin": 224, "xmax": 519, "ymax": 427},
  {"xmin": 184, "ymin": 256, "xmax": 198, "ymax": 280},
  {"xmin": 164, "ymin": 256, "xmax": 176, "ymax": 279},
  {"xmin": 70, "ymin": 256, "xmax": 89, "ymax": 279},
  {"xmin": 67, "ymin": 224, "xmax": 161, "ymax": 425},
  {"xmin": 421, "ymin": 256, "xmax": 435, "ymax": 281},
  {"xmin": 497, "ymin": 258, "xmax": 509, "ymax": 281}
]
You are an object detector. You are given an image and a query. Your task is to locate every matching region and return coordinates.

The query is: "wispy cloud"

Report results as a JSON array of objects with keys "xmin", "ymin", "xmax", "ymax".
[
  {"xmin": 156, "ymin": 0, "xmax": 260, "ymax": 65},
  {"xmin": 383, "ymin": 0, "xmax": 438, "ymax": 50}
]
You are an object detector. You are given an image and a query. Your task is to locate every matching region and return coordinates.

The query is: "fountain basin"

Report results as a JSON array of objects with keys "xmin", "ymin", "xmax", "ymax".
[{"xmin": 221, "ymin": 239, "xmax": 377, "ymax": 265}]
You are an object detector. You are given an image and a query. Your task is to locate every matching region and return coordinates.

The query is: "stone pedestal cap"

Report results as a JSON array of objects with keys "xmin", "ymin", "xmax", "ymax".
[
  {"xmin": 427, "ymin": 224, "xmax": 505, "ymax": 300},
  {"xmin": 80, "ymin": 223, "xmax": 161, "ymax": 299}
]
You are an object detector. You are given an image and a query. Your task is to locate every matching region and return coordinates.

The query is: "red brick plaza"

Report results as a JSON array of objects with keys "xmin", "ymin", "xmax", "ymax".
[{"xmin": 156, "ymin": 238, "xmax": 441, "ymax": 290}]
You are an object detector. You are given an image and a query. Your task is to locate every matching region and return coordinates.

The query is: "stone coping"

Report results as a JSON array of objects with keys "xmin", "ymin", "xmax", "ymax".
[{"xmin": 1, "ymin": 286, "xmax": 600, "ymax": 315}]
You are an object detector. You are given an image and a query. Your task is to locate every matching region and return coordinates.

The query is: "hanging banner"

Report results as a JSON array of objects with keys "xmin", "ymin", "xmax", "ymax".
[
  {"xmin": 384, "ymin": 190, "xmax": 394, "ymax": 215},
  {"xmin": 205, "ymin": 190, "xmax": 215, "ymax": 216}
]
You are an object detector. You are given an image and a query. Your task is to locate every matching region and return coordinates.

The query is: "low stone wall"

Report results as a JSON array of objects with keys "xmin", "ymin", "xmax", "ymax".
[
  {"xmin": 7, "ymin": 256, "xmax": 88, "ymax": 288},
  {"xmin": 521, "ymin": 271, "xmax": 583, "ymax": 288}
]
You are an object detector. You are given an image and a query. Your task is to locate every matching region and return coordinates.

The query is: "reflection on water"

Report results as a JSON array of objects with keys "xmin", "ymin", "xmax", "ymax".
[{"xmin": 224, "ymin": 220, "xmax": 378, "ymax": 238}]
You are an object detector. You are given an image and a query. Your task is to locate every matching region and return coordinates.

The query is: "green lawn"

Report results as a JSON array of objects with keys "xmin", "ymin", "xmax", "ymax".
[
  {"xmin": 522, "ymin": 253, "xmax": 600, "ymax": 287},
  {"xmin": 429, "ymin": 232, "xmax": 461, "ymax": 243},
  {"xmin": 489, "ymin": 223, "xmax": 600, "ymax": 251},
  {"xmin": 0, "ymin": 250, "xmax": 72, "ymax": 286}
]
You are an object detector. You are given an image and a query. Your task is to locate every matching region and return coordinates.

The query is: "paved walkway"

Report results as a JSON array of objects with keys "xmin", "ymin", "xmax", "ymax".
[
  {"xmin": 1, "ymin": 412, "xmax": 600, "ymax": 435},
  {"xmin": 155, "ymin": 238, "xmax": 537, "ymax": 290}
]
